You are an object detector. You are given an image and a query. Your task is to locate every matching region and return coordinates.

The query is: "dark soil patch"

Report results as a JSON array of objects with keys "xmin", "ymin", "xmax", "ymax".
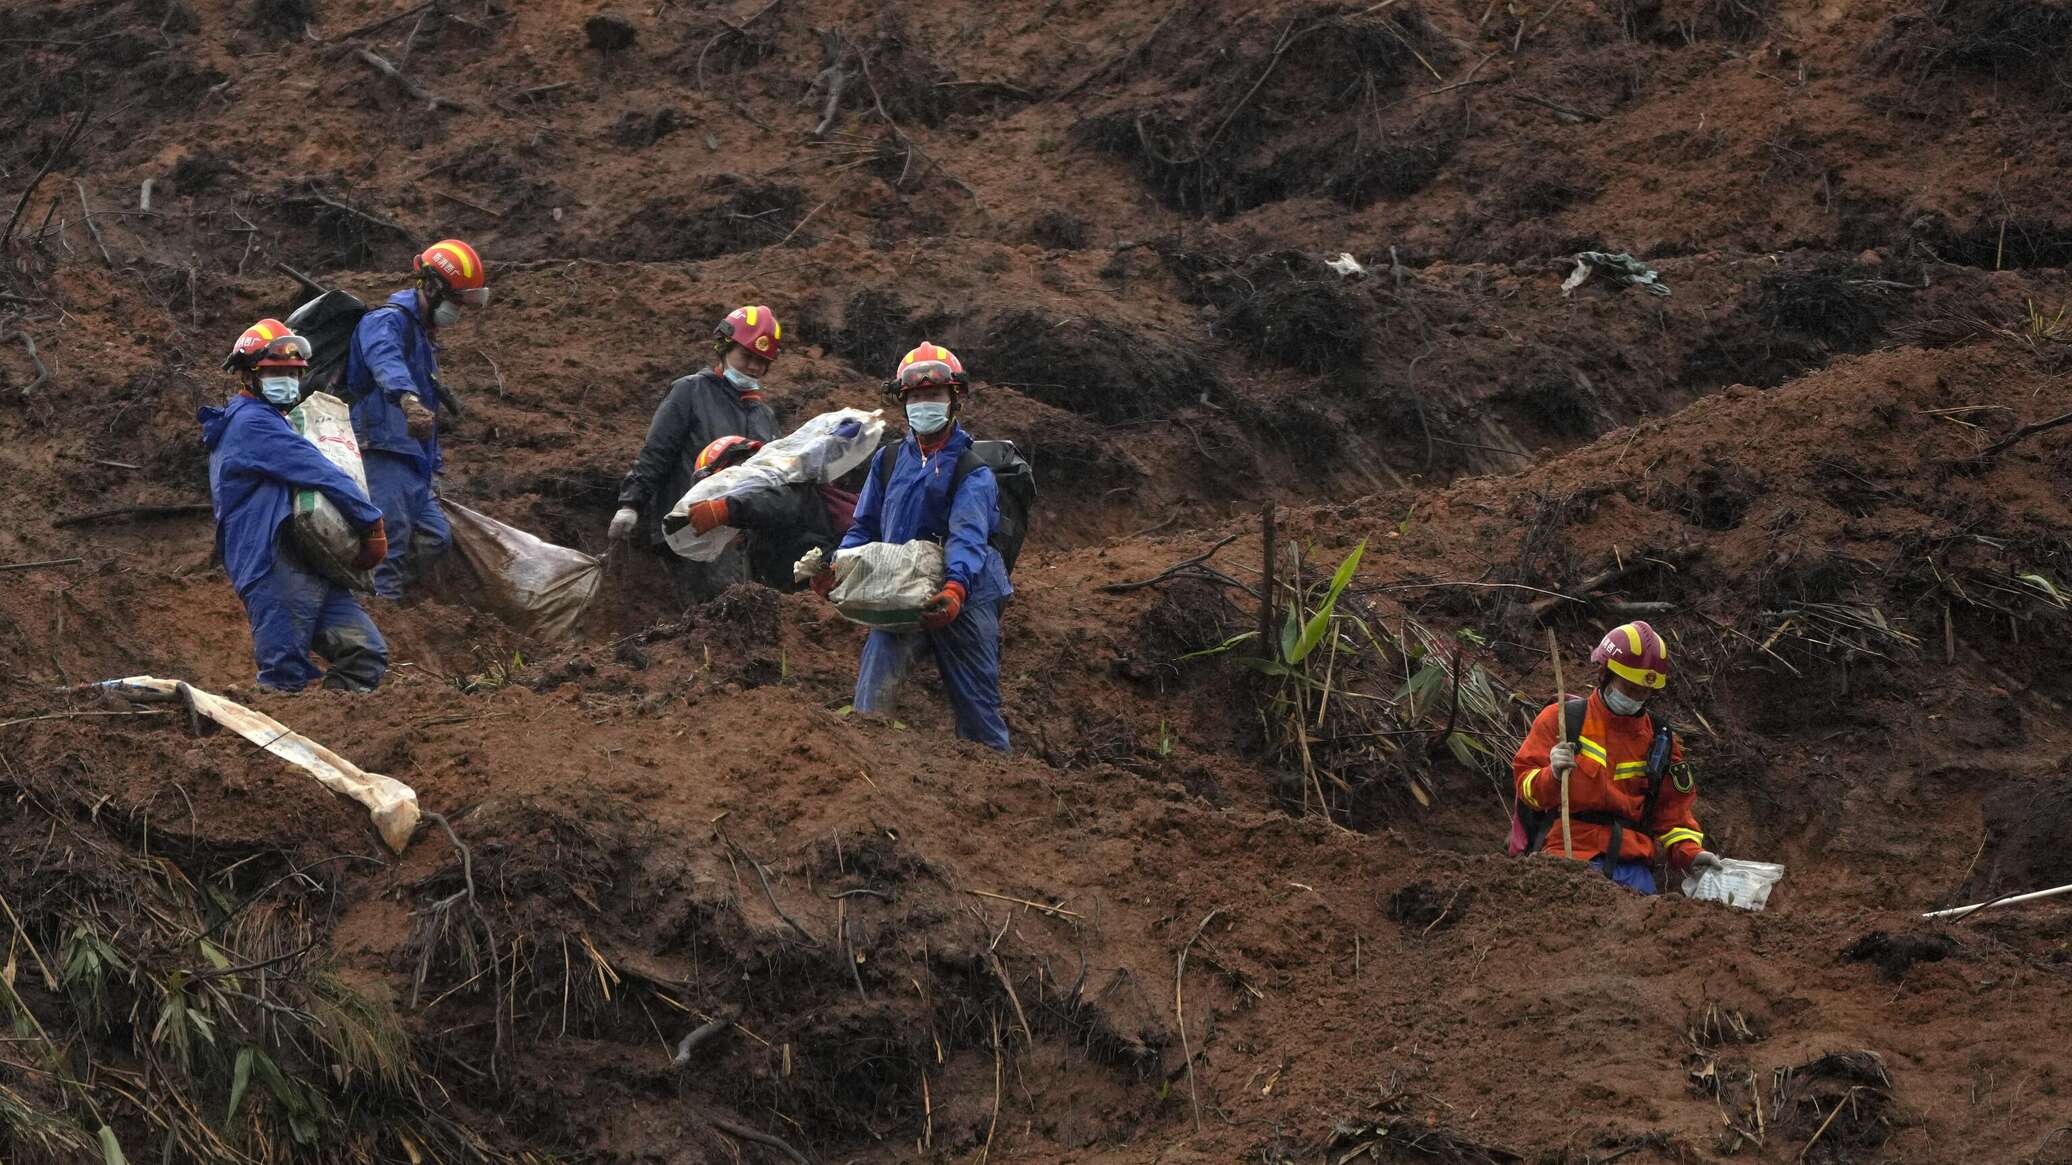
[
  {"xmin": 1770, "ymin": 1051, "xmax": 1896, "ymax": 1164},
  {"xmin": 1610, "ymin": 0, "xmax": 1774, "ymax": 44},
  {"xmin": 1880, "ymin": 1, "xmax": 2072, "ymax": 103},
  {"xmin": 1756, "ymin": 258, "xmax": 1894, "ymax": 345},
  {"xmin": 1214, "ymin": 253, "xmax": 1367, "ymax": 372},
  {"xmin": 1030, "ymin": 209, "xmax": 1090, "ymax": 250},
  {"xmin": 602, "ymin": 182, "xmax": 805, "ymax": 262},
  {"xmin": 976, "ymin": 308, "xmax": 1217, "ymax": 424},
  {"xmin": 1387, "ymin": 881, "xmax": 1472, "ymax": 932},
  {"xmin": 828, "ymin": 289, "xmax": 959, "ymax": 376},
  {"xmin": 1842, "ymin": 930, "xmax": 1958, "ymax": 980},
  {"xmin": 1661, "ymin": 462, "xmax": 1763, "ymax": 531},
  {"xmin": 1495, "ymin": 379, "xmax": 1598, "ymax": 438},
  {"xmin": 1075, "ymin": 3, "xmax": 1453, "ymax": 218},
  {"xmin": 1967, "ymin": 777, "xmax": 2072, "ymax": 898}
]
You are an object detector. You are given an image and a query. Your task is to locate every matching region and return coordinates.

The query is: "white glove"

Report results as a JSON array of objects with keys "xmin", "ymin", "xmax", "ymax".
[
  {"xmin": 1689, "ymin": 850, "xmax": 1724, "ymax": 874},
  {"xmin": 1548, "ymin": 740, "xmax": 1578, "ymax": 776},
  {"xmin": 608, "ymin": 506, "xmax": 640, "ymax": 541}
]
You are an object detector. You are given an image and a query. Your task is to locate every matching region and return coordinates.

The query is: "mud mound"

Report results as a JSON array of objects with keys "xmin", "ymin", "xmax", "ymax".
[
  {"xmin": 975, "ymin": 308, "xmax": 1216, "ymax": 424},
  {"xmin": 1842, "ymin": 930, "xmax": 1959, "ymax": 980},
  {"xmin": 1076, "ymin": 3, "xmax": 1453, "ymax": 218},
  {"xmin": 602, "ymin": 181, "xmax": 807, "ymax": 262}
]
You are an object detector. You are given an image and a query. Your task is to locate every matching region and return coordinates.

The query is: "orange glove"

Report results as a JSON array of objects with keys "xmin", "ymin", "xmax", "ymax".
[
  {"xmin": 687, "ymin": 498, "xmax": 731, "ymax": 535},
  {"xmin": 352, "ymin": 519, "xmax": 388, "ymax": 570},
  {"xmin": 919, "ymin": 581, "xmax": 966, "ymax": 631}
]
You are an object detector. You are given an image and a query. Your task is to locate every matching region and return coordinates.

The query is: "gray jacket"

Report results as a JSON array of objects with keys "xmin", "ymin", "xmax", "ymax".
[{"xmin": 618, "ymin": 369, "xmax": 780, "ymax": 547}]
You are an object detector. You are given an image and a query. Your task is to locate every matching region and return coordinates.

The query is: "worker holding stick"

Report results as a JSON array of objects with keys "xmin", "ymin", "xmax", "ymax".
[{"xmin": 1511, "ymin": 621, "xmax": 1721, "ymax": 893}]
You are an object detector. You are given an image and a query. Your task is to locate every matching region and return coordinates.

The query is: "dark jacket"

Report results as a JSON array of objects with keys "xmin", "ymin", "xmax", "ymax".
[
  {"xmin": 618, "ymin": 368, "xmax": 780, "ymax": 547},
  {"xmin": 728, "ymin": 482, "xmax": 840, "ymax": 591}
]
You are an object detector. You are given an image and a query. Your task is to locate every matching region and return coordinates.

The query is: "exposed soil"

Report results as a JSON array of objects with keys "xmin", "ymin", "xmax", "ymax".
[{"xmin": 5, "ymin": 0, "xmax": 2072, "ymax": 1162}]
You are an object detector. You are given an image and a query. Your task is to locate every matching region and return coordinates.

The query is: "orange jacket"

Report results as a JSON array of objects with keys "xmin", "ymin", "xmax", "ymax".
[{"xmin": 1513, "ymin": 689, "xmax": 1705, "ymax": 869}]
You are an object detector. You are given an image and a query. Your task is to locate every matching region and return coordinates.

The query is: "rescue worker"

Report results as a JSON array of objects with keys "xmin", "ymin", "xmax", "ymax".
[
  {"xmin": 675, "ymin": 435, "xmax": 853, "ymax": 593},
  {"xmin": 346, "ymin": 238, "xmax": 489, "ymax": 599},
  {"xmin": 1513, "ymin": 621, "xmax": 1723, "ymax": 892},
  {"xmin": 201, "ymin": 321, "xmax": 390, "ymax": 693},
  {"xmin": 820, "ymin": 342, "xmax": 1010, "ymax": 751},
  {"xmin": 610, "ymin": 305, "xmax": 784, "ymax": 604}
]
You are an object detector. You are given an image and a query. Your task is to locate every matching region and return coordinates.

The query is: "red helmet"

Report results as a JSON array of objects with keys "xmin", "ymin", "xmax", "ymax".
[
  {"xmin": 223, "ymin": 319, "xmax": 312, "ymax": 372},
  {"xmin": 715, "ymin": 305, "xmax": 781, "ymax": 360},
  {"xmin": 416, "ymin": 239, "xmax": 490, "ymax": 306},
  {"xmin": 894, "ymin": 341, "xmax": 967, "ymax": 394},
  {"xmin": 694, "ymin": 435, "xmax": 762, "ymax": 478},
  {"xmin": 1591, "ymin": 620, "xmax": 1670, "ymax": 690}
]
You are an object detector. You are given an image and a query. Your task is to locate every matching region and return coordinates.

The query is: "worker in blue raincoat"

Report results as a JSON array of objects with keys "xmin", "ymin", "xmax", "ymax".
[
  {"xmin": 201, "ymin": 320, "xmax": 389, "ymax": 692},
  {"xmin": 345, "ymin": 239, "xmax": 488, "ymax": 599},
  {"xmin": 820, "ymin": 342, "xmax": 1011, "ymax": 751}
]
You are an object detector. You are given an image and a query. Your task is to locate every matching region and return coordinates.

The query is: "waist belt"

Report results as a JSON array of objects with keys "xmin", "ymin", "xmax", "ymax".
[{"xmin": 1572, "ymin": 810, "xmax": 1650, "ymax": 879}]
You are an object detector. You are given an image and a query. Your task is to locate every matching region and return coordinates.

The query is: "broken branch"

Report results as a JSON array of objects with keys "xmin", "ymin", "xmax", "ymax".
[
  {"xmin": 3, "ymin": 327, "xmax": 49, "ymax": 397},
  {"xmin": 1097, "ymin": 534, "xmax": 1242, "ymax": 593},
  {"xmin": 671, "ymin": 1008, "xmax": 737, "ymax": 1066},
  {"xmin": 707, "ymin": 1116, "xmax": 810, "ymax": 1165},
  {"xmin": 354, "ymin": 48, "xmax": 470, "ymax": 112},
  {"xmin": 0, "ymin": 557, "xmax": 83, "ymax": 573},
  {"xmin": 73, "ymin": 180, "xmax": 113, "ymax": 269},
  {"xmin": 1, "ymin": 104, "xmax": 91, "ymax": 249},
  {"xmin": 1175, "ymin": 906, "xmax": 1226, "ymax": 1135},
  {"xmin": 1976, "ymin": 408, "xmax": 2072, "ymax": 461}
]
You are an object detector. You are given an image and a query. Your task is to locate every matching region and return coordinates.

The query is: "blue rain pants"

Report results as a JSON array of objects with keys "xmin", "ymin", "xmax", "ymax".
[
  {"xmin": 853, "ymin": 598, "xmax": 1009, "ymax": 752},
  {"xmin": 1592, "ymin": 855, "xmax": 1658, "ymax": 894},
  {"xmin": 363, "ymin": 451, "xmax": 451, "ymax": 600},
  {"xmin": 241, "ymin": 554, "xmax": 388, "ymax": 692}
]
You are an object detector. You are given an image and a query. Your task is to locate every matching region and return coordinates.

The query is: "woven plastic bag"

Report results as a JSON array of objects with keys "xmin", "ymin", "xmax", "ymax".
[
  {"xmin": 1682, "ymin": 858, "xmax": 1785, "ymax": 911},
  {"xmin": 284, "ymin": 392, "xmax": 375, "ymax": 590},
  {"xmin": 828, "ymin": 541, "xmax": 944, "ymax": 631},
  {"xmin": 443, "ymin": 502, "xmax": 602, "ymax": 640},
  {"xmin": 666, "ymin": 408, "xmax": 885, "ymax": 561}
]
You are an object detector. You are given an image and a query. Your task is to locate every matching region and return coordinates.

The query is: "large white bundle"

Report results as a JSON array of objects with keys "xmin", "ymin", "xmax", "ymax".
[
  {"xmin": 666, "ymin": 408, "xmax": 885, "ymax": 561},
  {"xmin": 284, "ymin": 392, "xmax": 374, "ymax": 589},
  {"xmin": 828, "ymin": 541, "xmax": 944, "ymax": 631}
]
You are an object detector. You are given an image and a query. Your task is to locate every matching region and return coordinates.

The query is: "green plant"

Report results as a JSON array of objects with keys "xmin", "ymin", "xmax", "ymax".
[{"xmin": 1186, "ymin": 540, "xmax": 1523, "ymax": 825}]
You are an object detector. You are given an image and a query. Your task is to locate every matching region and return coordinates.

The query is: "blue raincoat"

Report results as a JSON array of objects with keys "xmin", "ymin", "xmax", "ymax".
[
  {"xmin": 199, "ymin": 394, "xmax": 388, "ymax": 691},
  {"xmin": 840, "ymin": 425, "xmax": 1011, "ymax": 751},
  {"xmin": 345, "ymin": 290, "xmax": 451, "ymax": 597}
]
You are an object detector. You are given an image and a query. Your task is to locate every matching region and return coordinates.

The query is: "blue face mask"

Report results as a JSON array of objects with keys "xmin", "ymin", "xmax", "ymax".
[
  {"xmin": 906, "ymin": 401, "xmax": 951, "ymax": 435},
  {"xmin": 258, "ymin": 376, "xmax": 302, "ymax": 408},
  {"xmin": 723, "ymin": 366, "xmax": 761, "ymax": 393},
  {"xmin": 1603, "ymin": 686, "xmax": 1647, "ymax": 717}
]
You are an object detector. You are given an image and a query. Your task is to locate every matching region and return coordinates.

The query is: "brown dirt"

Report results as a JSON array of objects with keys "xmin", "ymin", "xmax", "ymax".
[{"xmin": 5, "ymin": 0, "xmax": 2072, "ymax": 1162}]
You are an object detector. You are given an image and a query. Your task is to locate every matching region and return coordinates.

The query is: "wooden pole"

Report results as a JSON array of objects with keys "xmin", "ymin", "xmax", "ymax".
[{"xmin": 1547, "ymin": 626, "xmax": 1573, "ymax": 859}]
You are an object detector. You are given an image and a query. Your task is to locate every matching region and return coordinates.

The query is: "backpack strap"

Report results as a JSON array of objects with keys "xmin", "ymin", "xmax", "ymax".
[{"xmin": 1523, "ymin": 697, "xmax": 1592, "ymax": 854}]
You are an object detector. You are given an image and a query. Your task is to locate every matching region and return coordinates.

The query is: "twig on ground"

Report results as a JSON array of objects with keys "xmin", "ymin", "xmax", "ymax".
[
  {"xmin": 1052, "ymin": 0, "xmax": 1185, "ymax": 101},
  {"xmin": 1098, "ymin": 534, "xmax": 1242, "ymax": 594},
  {"xmin": 355, "ymin": 48, "xmax": 471, "ymax": 111},
  {"xmin": 3, "ymin": 327, "xmax": 49, "ymax": 397},
  {"xmin": 0, "ymin": 557, "xmax": 82, "ymax": 573},
  {"xmin": 1, "ymin": 104, "xmax": 91, "ymax": 248},
  {"xmin": 965, "ymin": 888, "xmax": 1081, "ymax": 919},
  {"xmin": 812, "ymin": 66, "xmax": 850, "ymax": 137},
  {"xmin": 0, "ymin": 710, "xmax": 170, "ymax": 731},
  {"xmin": 52, "ymin": 502, "xmax": 212, "ymax": 528},
  {"xmin": 1175, "ymin": 906, "xmax": 1226, "ymax": 1134},
  {"xmin": 708, "ymin": 1116, "xmax": 811, "ymax": 1165},
  {"xmin": 333, "ymin": 1, "xmax": 434, "ymax": 42},
  {"xmin": 285, "ymin": 186, "xmax": 417, "ymax": 242},
  {"xmin": 671, "ymin": 1009, "xmax": 737, "ymax": 1066},
  {"xmin": 73, "ymin": 181, "xmax": 113, "ymax": 269},
  {"xmin": 511, "ymin": 80, "xmax": 573, "ymax": 102},
  {"xmin": 1509, "ymin": 92, "xmax": 1604, "ymax": 122},
  {"xmin": 432, "ymin": 189, "xmax": 503, "ymax": 219},
  {"xmin": 1975, "ymin": 408, "xmax": 2072, "ymax": 461},
  {"xmin": 719, "ymin": 829, "xmax": 818, "ymax": 945}
]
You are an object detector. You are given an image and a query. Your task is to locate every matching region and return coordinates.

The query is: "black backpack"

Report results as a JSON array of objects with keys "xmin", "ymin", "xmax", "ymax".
[
  {"xmin": 1517, "ymin": 697, "xmax": 1675, "ymax": 879},
  {"xmin": 284, "ymin": 291, "xmax": 420, "ymax": 403},
  {"xmin": 872, "ymin": 438, "xmax": 1035, "ymax": 571}
]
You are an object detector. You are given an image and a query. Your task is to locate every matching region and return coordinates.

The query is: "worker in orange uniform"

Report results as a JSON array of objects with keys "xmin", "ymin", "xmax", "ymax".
[{"xmin": 1512, "ymin": 621, "xmax": 1722, "ymax": 893}]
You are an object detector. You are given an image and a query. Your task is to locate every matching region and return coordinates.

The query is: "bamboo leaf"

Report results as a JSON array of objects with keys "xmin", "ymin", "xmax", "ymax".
[
  {"xmin": 96, "ymin": 1125, "xmax": 128, "ymax": 1165},
  {"xmin": 1179, "ymin": 631, "xmax": 1257, "ymax": 660},
  {"xmin": 1287, "ymin": 542, "xmax": 1367, "ymax": 664},
  {"xmin": 227, "ymin": 1045, "xmax": 254, "ymax": 1124}
]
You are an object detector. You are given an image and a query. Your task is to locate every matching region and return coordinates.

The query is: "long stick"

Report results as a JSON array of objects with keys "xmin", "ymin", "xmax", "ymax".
[
  {"xmin": 1, "ymin": 104, "xmax": 91, "ymax": 249},
  {"xmin": 1923, "ymin": 880, "xmax": 2072, "ymax": 921},
  {"xmin": 1547, "ymin": 627, "xmax": 1573, "ymax": 859},
  {"xmin": 1175, "ymin": 906, "xmax": 1223, "ymax": 1135}
]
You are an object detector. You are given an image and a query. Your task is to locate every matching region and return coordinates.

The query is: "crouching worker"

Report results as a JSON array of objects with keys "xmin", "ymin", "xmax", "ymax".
[
  {"xmin": 201, "ymin": 320, "xmax": 389, "ymax": 693},
  {"xmin": 819, "ymin": 343, "xmax": 1011, "ymax": 751},
  {"xmin": 1513, "ymin": 621, "xmax": 1722, "ymax": 892},
  {"xmin": 676, "ymin": 435, "xmax": 853, "ymax": 592}
]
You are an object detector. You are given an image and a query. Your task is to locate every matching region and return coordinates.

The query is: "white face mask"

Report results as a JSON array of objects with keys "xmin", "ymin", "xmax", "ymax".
[
  {"xmin": 723, "ymin": 366, "xmax": 761, "ymax": 393},
  {"xmin": 432, "ymin": 300, "xmax": 463, "ymax": 328},
  {"xmin": 258, "ymin": 376, "xmax": 302, "ymax": 408},
  {"xmin": 1603, "ymin": 686, "xmax": 1647, "ymax": 717},
  {"xmin": 905, "ymin": 401, "xmax": 951, "ymax": 435}
]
